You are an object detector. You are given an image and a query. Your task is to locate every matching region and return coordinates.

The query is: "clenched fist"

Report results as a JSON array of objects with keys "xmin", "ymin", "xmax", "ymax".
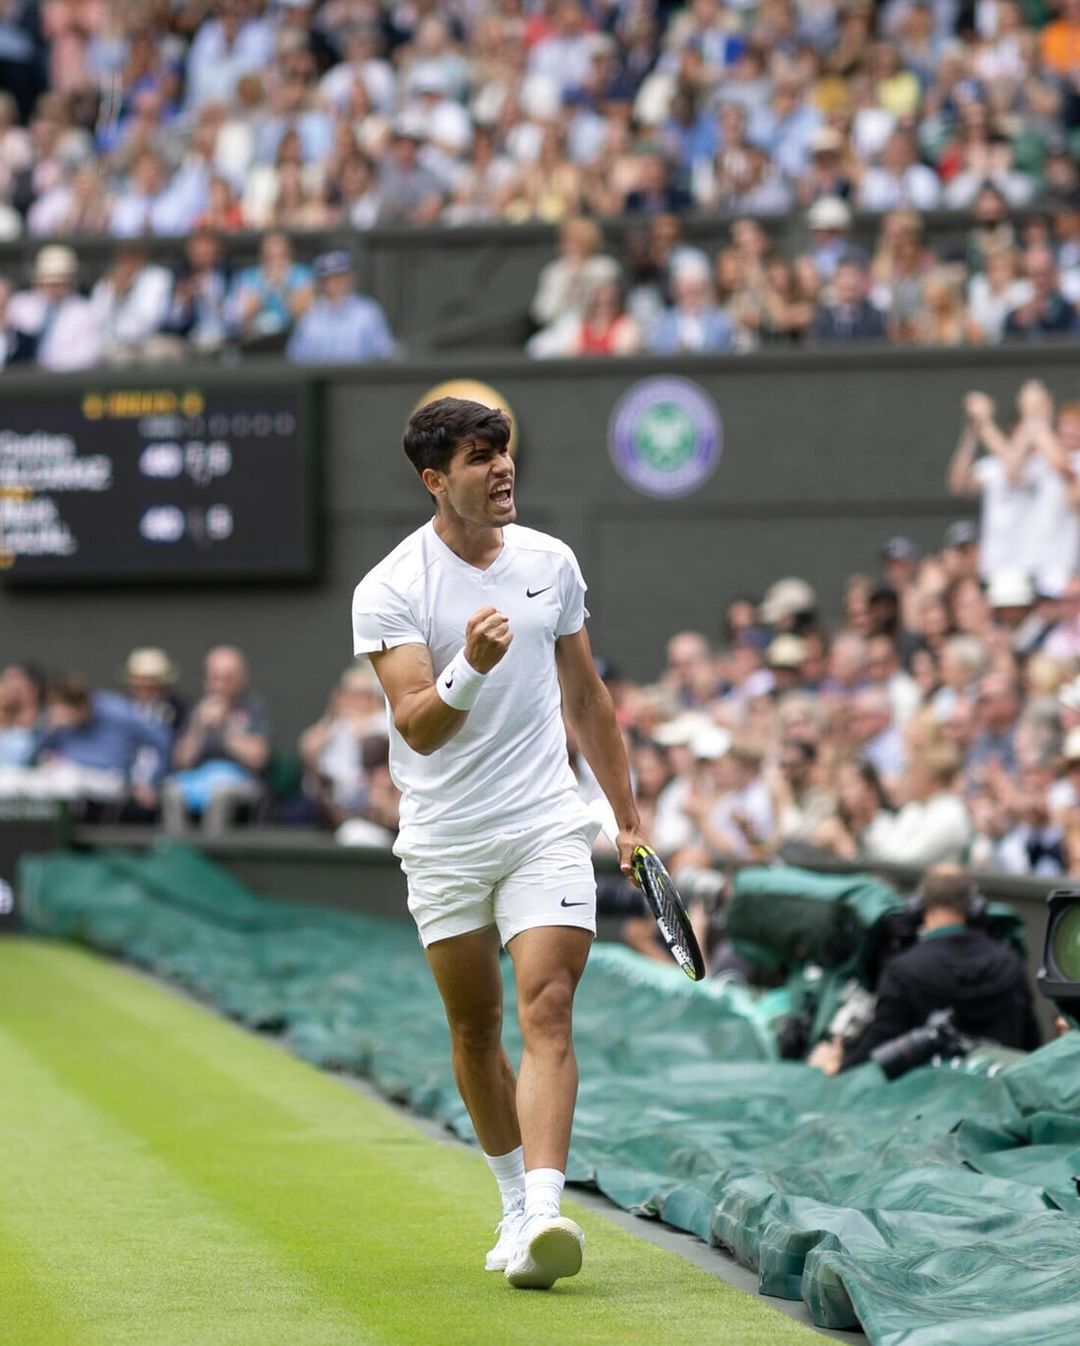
[{"xmin": 464, "ymin": 606, "xmax": 513, "ymax": 673}]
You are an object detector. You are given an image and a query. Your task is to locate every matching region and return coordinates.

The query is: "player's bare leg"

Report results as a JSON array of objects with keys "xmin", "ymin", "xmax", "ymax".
[
  {"xmin": 425, "ymin": 924, "xmax": 526, "ymax": 1270},
  {"xmin": 502, "ymin": 925, "xmax": 591, "ymax": 1288},
  {"xmin": 425, "ymin": 923, "xmax": 520, "ymax": 1153}
]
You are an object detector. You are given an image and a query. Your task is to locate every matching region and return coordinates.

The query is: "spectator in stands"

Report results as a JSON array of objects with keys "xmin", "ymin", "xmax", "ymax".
[
  {"xmin": 375, "ymin": 115, "xmax": 444, "ymax": 226},
  {"xmin": 0, "ymin": 662, "xmax": 43, "ymax": 766},
  {"xmin": 88, "ymin": 243, "xmax": 174, "ymax": 365},
  {"xmin": 647, "ymin": 252, "xmax": 735, "ymax": 355},
  {"xmin": 859, "ymin": 129, "xmax": 942, "ymax": 212},
  {"xmin": 335, "ymin": 734, "xmax": 401, "ymax": 846},
  {"xmin": 623, "ymin": 149, "xmax": 692, "ymax": 216},
  {"xmin": 529, "ymin": 275, "xmax": 641, "ymax": 359},
  {"xmin": 970, "ymin": 672, "xmax": 1023, "ymax": 774},
  {"xmin": 1040, "ymin": 0, "xmax": 1080, "ymax": 77},
  {"xmin": 529, "ymin": 215, "xmax": 619, "ymax": 332},
  {"xmin": 967, "ymin": 246, "xmax": 1033, "ymax": 344},
  {"xmin": 810, "ymin": 254, "xmax": 887, "ymax": 343},
  {"xmin": 115, "ymin": 647, "xmax": 186, "ymax": 820},
  {"xmin": 804, "ymin": 196, "xmax": 853, "ymax": 280},
  {"xmin": 765, "ymin": 739, "xmax": 836, "ymax": 851},
  {"xmin": 861, "ymin": 741, "xmax": 973, "ymax": 865},
  {"xmin": 285, "ymin": 249, "xmax": 394, "ymax": 365},
  {"xmin": 226, "ymin": 229, "xmax": 313, "ymax": 348},
  {"xmin": 849, "ymin": 686, "xmax": 907, "ymax": 792},
  {"xmin": 161, "ymin": 227, "xmax": 232, "ymax": 354},
  {"xmin": 1004, "ymin": 247, "xmax": 1079, "ymax": 339},
  {"xmin": 27, "ymin": 162, "xmax": 109, "ymax": 236},
  {"xmin": 662, "ymin": 631, "xmax": 719, "ymax": 709},
  {"xmin": 163, "ymin": 644, "xmax": 271, "ymax": 836},
  {"xmin": 909, "ymin": 268, "xmax": 981, "ymax": 347},
  {"xmin": 6, "ymin": 244, "xmax": 100, "ymax": 370},
  {"xmin": 35, "ymin": 673, "xmax": 172, "ymax": 809},
  {"xmin": 297, "ymin": 663, "xmax": 386, "ymax": 827},
  {"xmin": 948, "ymin": 389, "xmax": 1048, "ymax": 583},
  {"xmin": 813, "ymin": 758, "xmax": 893, "ymax": 861},
  {"xmin": 812, "ymin": 863, "xmax": 1041, "ymax": 1073}
]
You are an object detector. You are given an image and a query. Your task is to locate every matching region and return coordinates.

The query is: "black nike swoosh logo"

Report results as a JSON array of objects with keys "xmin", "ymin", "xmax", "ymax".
[
  {"xmin": 526, "ymin": 586, "xmax": 552, "ymax": 598},
  {"xmin": 560, "ymin": 898, "xmax": 588, "ymax": 908},
  {"xmin": 445, "ymin": 675, "xmax": 454, "ymax": 688}
]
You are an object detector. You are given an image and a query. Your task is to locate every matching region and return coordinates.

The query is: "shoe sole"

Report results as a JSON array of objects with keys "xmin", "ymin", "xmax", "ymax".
[{"xmin": 505, "ymin": 1220, "xmax": 583, "ymax": 1290}]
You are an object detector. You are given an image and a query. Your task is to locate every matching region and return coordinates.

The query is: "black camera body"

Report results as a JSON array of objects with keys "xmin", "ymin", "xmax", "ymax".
[{"xmin": 870, "ymin": 1007, "xmax": 974, "ymax": 1080}]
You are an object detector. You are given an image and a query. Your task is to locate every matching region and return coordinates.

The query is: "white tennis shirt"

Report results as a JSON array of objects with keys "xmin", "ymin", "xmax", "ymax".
[{"xmin": 352, "ymin": 520, "xmax": 590, "ymax": 838}]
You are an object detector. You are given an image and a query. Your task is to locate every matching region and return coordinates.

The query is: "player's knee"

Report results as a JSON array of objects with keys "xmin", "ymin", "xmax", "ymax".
[
  {"xmin": 448, "ymin": 1004, "xmax": 503, "ymax": 1057},
  {"xmin": 519, "ymin": 978, "xmax": 574, "ymax": 1043}
]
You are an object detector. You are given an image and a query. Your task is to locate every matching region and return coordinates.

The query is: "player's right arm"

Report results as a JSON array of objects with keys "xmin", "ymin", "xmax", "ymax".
[{"xmin": 369, "ymin": 607, "xmax": 512, "ymax": 756}]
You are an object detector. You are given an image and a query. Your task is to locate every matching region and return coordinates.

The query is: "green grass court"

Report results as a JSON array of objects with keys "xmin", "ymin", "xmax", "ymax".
[{"xmin": 0, "ymin": 939, "xmax": 818, "ymax": 1346}]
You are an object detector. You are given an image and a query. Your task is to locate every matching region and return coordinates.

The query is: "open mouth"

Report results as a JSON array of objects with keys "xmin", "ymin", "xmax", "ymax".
[{"xmin": 490, "ymin": 482, "xmax": 513, "ymax": 507}]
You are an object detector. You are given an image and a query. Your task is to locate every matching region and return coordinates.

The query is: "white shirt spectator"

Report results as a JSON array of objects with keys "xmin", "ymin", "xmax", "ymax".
[
  {"xmin": 859, "ymin": 162, "xmax": 942, "ymax": 211},
  {"xmin": 944, "ymin": 168, "xmax": 1035, "ymax": 210},
  {"xmin": 184, "ymin": 13, "xmax": 275, "ymax": 113},
  {"xmin": 862, "ymin": 790, "xmax": 972, "ymax": 865},
  {"xmin": 319, "ymin": 58, "xmax": 396, "ymax": 115},
  {"xmin": 89, "ymin": 264, "xmax": 173, "ymax": 354},
  {"xmin": 967, "ymin": 273, "xmax": 1033, "ymax": 344},
  {"xmin": 1027, "ymin": 450, "xmax": 1080, "ymax": 594},
  {"xmin": 974, "ymin": 453, "xmax": 1045, "ymax": 579},
  {"xmin": 6, "ymin": 289, "xmax": 102, "ymax": 370}
]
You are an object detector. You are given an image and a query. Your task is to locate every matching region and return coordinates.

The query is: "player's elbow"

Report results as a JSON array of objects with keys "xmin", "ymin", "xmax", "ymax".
[{"xmin": 394, "ymin": 710, "xmax": 439, "ymax": 756}]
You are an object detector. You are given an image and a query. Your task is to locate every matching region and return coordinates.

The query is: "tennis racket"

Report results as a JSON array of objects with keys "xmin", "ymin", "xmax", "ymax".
[
  {"xmin": 591, "ymin": 802, "xmax": 707, "ymax": 982},
  {"xmin": 629, "ymin": 843, "xmax": 707, "ymax": 982}
]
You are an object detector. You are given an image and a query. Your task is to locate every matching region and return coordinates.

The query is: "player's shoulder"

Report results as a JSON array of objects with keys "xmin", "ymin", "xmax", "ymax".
[
  {"xmin": 353, "ymin": 522, "xmax": 434, "ymax": 601},
  {"xmin": 505, "ymin": 523, "xmax": 578, "ymax": 565}
]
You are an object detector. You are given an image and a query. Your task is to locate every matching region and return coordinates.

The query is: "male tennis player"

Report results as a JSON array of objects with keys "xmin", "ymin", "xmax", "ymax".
[{"xmin": 352, "ymin": 397, "xmax": 645, "ymax": 1289}]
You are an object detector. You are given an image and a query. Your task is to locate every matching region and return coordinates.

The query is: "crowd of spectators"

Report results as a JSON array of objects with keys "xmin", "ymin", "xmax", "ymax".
[
  {"xmin": 526, "ymin": 197, "xmax": 1080, "ymax": 356},
  {"xmin": 0, "ymin": 0, "xmax": 1078, "ymax": 364},
  {"xmin": 5, "ymin": 380, "xmax": 1080, "ymax": 883}
]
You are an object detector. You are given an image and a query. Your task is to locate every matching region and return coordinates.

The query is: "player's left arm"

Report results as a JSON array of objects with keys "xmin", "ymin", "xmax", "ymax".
[{"xmin": 556, "ymin": 624, "xmax": 645, "ymax": 878}]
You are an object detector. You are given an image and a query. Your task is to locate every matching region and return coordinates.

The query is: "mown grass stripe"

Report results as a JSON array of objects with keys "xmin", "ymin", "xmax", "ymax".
[
  {"xmin": 1, "ymin": 939, "xmax": 817, "ymax": 1346},
  {"xmin": 0, "ymin": 1025, "xmax": 381, "ymax": 1346}
]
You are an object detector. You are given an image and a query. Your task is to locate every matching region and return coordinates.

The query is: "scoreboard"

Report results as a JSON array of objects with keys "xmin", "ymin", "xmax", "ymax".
[{"xmin": 0, "ymin": 383, "xmax": 318, "ymax": 583}]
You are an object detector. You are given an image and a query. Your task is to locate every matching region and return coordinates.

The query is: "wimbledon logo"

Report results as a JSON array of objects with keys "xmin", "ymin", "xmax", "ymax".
[{"xmin": 608, "ymin": 376, "xmax": 723, "ymax": 499}]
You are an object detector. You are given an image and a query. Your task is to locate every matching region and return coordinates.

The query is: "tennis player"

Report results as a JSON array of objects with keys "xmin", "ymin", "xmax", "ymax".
[{"xmin": 352, "ymin": 397, "xmax": 645, "ymax": 1289}]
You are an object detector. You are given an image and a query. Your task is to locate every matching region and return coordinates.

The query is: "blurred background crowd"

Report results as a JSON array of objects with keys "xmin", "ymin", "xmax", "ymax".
[
  {"xmin": 5, "ymin": 376, "xmax": 1080, "ymax": 882},
  {"xmin": 0, "ymin": 0, "xmax": 1078, "ymax": 365}
]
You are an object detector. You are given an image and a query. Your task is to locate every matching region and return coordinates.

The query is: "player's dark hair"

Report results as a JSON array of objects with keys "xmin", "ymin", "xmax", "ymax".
[{"xmin": 403, "ymin": 397, "xmax": 511, "ymax": 478}]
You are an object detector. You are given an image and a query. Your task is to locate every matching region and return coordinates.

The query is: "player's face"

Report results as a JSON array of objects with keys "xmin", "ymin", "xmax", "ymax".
[{"xmin": 441, "ymin": 438, "xmax": 515, "ymax": 526}]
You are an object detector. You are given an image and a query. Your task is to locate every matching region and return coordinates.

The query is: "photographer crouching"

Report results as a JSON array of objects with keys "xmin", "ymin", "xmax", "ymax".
[{"xmin": 809, "ymin": 863, "xmax": 1041, "ymax": 1076}]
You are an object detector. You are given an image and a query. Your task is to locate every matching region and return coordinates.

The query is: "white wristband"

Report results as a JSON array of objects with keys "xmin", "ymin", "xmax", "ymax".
[{"xmin": 435, "ymin": 648, "xmax": 488, "ymax": 710}]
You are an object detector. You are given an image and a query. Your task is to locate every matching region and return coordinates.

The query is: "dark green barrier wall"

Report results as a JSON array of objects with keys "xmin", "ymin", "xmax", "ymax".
[{"xmin": 3, "ymin": 344, "xmax": 1078, "ymax": 740}]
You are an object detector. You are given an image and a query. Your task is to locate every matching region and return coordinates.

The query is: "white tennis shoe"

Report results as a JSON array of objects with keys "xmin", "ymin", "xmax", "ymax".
[
  {"xmin": 504, "ymin": 1210, "xmax": 584, "ymax": 1289},
  {"xmin": 485, "ymin": 1205, "xmax": 527, "ymax": 1271}
]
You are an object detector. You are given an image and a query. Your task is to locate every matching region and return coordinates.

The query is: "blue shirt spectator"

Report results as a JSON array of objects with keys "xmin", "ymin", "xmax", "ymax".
[
  {"xmin": 286, "ymin": 251, "xmax": 394, "ymax": 365},
  {"xmin": 36, "ymin": 685, "xmax": 172, "ymax": 786},
  {"xmin": 226, "ymin": 230, "xmax": 314, "ymax": 342},
  {"xmin": 646, "ymin": 256, "xmax": 735, "ymax": 355}
]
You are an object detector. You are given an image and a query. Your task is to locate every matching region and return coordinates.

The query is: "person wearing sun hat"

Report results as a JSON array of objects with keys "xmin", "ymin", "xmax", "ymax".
[{"xmin": 6, "ymin": 244, "xmax": 102, "ymax": 370}]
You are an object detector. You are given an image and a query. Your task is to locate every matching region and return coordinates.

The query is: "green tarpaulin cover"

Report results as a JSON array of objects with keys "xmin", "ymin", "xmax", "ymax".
[{"xmin": 19, "ymin": 844, "xmax": 1080, "ymax": 1346}]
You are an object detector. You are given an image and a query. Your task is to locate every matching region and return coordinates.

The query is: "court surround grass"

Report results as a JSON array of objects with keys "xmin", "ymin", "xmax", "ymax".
[{"xmin": 0, "ymin": 938, "xmax": 819, "ymax": 1346}]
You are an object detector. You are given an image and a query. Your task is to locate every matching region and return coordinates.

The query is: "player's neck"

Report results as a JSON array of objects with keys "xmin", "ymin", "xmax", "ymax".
[{"xmin": 432, "ymin": 511, "xmax": 505, "ymax": 570}]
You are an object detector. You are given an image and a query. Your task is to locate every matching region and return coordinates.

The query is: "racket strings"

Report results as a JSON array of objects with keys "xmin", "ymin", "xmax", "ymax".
[{"xmin": 638, "ymin": 855, "xmax": 699, "ymax": 970}]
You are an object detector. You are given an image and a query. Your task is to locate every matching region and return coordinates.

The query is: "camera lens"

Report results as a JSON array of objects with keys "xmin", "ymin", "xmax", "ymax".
[{"xmin": 1050, "ymin": 905, "xmax": 1080, "ymax": 980}]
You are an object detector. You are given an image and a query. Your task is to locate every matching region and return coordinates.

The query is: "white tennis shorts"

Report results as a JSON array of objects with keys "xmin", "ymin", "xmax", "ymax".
[{"xmin": 394, "ymin": 809, "xmax": 600, "ymax": 948}]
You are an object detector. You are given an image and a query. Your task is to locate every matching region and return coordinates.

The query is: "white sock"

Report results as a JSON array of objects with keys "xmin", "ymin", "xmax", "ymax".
[
  {"xmin": 524, "ymin": 1167, "xmax": 565, "ymax": 1219},
  {"xmin": 484, "ymin": 1146, "xmax": 525, "ymax": 1213}
]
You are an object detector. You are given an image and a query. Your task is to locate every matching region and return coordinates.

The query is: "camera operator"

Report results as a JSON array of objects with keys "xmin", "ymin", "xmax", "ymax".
[{"xmin": 809, "ymin": 863, "xmax": 1041, "ymax": 1075}]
